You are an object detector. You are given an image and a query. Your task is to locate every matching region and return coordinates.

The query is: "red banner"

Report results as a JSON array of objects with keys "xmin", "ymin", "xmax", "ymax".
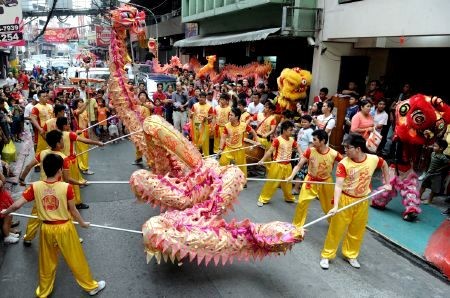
[
  {"xmin": 96, "ymin": 26, "xmax": 111, "ymax": 47},
  {"xmin": 44, "ymin": 28, "xmax": 79, "ymax": 42}
]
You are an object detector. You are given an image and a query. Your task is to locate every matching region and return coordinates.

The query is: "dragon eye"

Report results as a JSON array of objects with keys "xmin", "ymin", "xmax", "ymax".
[
  {"xmin": 301, "ymin": 79, "xmax": 307, "ymax": 85},
  {"xmin": 411, "ymin": 110, "xmax": 425, "ymax": 125},
  {"xmin": 399, "ymin": 103, "xmax": 409, "ymax": 116}
]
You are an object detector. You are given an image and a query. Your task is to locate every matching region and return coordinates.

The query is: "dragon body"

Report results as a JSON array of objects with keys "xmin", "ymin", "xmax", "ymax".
[{"xmin": 109, "ymin": 5, "xmax": 303, "ymax": 265}]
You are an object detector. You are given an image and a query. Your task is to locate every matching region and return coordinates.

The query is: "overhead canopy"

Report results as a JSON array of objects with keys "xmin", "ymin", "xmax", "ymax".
[{"xmin": 173, "ymin": 27, "xmax": 280, "ymax": 48}]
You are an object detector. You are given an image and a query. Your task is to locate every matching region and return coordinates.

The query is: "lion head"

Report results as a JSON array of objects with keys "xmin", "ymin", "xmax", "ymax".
[{"xmin": 276, "ymin": 67, "xmax": 312, "ymax": 110}]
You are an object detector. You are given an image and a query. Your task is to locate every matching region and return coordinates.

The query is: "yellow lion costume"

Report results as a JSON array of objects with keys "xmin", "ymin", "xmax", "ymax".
[{"xmin": 276, "ymin": 67, "xmax": 312, "ymax": 111}]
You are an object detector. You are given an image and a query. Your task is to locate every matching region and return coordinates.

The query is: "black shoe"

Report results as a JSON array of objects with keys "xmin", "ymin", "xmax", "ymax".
[
  {"xmin": 243, "ymin": 184, "xmax": 247, "ymax": 188},
  {"xmin": 132, "ymin": 158, "xmax": 143, "ymax": 165},
  {"xmin": 442, "ymin": 208, "xmax": 450, "ymax": 215},
  {"xmin": 11, "ymin": 220, "xmax": 20, "ymax": 228},
  {"xmin": 23, "ymin": 240, "xmax": 32, "ymax": 247},
  {"xmin": 76, "ymin": 203, "xmax": 90, "ymax": 210}
]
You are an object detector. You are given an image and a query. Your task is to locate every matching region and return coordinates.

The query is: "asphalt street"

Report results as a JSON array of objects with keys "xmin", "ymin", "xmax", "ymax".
[{"xmin": 0, "ymin": 138, "xmax": 448, "ymax": 297}]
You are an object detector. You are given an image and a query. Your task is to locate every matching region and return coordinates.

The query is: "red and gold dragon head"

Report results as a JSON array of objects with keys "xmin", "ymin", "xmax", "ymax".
[
  {"xmin": 394, "ymin": 94, "xmax": 450, "ymax": 145},
  {"xmin": 276, "ymin": 67, "xmax": 312, "ymax": 111}
]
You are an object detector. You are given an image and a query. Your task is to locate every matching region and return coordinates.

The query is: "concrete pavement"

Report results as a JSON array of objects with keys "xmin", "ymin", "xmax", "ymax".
[{"xmin": 0, "ymin": 138, "xmax": 448, "ymax": 297}]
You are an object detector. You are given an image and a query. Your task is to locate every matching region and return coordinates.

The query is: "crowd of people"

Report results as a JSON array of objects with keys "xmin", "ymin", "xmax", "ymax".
[{"xmin": 0, "ymin": 66, "xmax": 449, "ymax": 296}]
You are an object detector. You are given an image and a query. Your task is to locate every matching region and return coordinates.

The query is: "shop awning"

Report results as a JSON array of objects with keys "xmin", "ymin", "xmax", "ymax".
[{"xmin": 173, "ymin": 27, "xmax": 280, "ymax": 47}]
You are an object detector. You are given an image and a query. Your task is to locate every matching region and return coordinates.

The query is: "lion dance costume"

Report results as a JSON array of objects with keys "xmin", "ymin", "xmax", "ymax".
[
  {"xmin": 371, "ymin": 94, "xmax": 450, "ymax": 221},
  {"xmin": 109, "ymin": 5, "xmax": 303, "ymax": 266}
]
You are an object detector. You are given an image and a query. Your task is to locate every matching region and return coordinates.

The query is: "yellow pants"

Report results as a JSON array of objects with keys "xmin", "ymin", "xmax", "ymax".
[
  {"xmin": 36, "ymin": 133, "xmax": 48, "ymax": 155},
  {"xmin": 24, "ymin": 205, "xmax": 40, "ymax": 241},
  {"xmin": 321, "ymin": 193, "xmax": 369, "ymax": 260},
  {"xmin": 193, "ymin": 123, "xmax": 210, "ymax": 156},
  {"xmin": 76, "ymin": 141, "xmax": 90, "ymax": 171},
  {"xmin": 135, "ymin": 148, "xmax": 143, "ymax": 160},
  {"xmin": 213, "ymin": 126, "xmax": 226, "ymax": 153},
  {"xmin": 257, "ymin": 137, "xmax": 271, "ymax": 150},
  {"xmin": 68, "ymin": 158, "xmax": 82, "ymax": 205},
  {"xmin": 292, "ymin": 176, "xmax": 334, "ymax": 227},
  {"xmin": 219, "ymin": 147, "xmax": 247, "ymax": 177},
  {"xmin": 258, "ymin": 163, "xmax": 294, "ymax": 203},
  {"xmin": 36, "ymin": 221, "xmax": 98, "ymax": 297}
]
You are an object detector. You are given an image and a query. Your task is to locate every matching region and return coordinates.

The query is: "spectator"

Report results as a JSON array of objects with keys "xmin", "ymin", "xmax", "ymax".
[
  {"xmin": 315, "ymin": 101, "xmax": 336, "ymax": 139},
  {"xmin": 350, "ymin": 99, "xmax": 374, "ymax": 140},
  {"xmin": 314, "ymin": 87, "xmax": 329, "ymax": 103},
  {"xmin": 365, "ymin": 80, "xmax": 384, "ymax": 105},
  {"xmin": 5, "ymin": 72, "xmax": 17, "ymax": 88}
]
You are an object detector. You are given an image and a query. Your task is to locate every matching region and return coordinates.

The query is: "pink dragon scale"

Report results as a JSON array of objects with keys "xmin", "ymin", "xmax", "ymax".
[{"xmin": 108, "ymin": 5, "xmax": 303, "ymax": 266}]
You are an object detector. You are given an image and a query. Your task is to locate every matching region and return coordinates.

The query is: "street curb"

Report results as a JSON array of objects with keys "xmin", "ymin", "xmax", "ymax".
[{"xmin": 367, "ymin": 226, "xmax": 450, "ymax": 283}]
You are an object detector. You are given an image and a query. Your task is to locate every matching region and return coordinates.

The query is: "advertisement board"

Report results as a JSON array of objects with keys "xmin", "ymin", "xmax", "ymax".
[
  {"xmin": 0, "ymin": 0, "xmax": 25, "ymax": 46},
  {"xmin": 44, "ymin": 28, "xmax": 79, "ymax": 43},
  {"xmin": 96, "ymin": 26, "xmax": 111, "ymax": 47}
]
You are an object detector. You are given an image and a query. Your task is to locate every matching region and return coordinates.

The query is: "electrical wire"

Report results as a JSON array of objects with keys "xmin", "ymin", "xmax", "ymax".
[{"xmin": 32, "ymin": 0, "xmax": 59, "ymax": 42}]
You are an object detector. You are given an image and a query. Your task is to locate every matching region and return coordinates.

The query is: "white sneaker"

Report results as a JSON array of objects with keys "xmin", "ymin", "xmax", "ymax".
[
  {"xmin": 89, "ymin": 280, "xmax": 106, "ymax": 296},
  {"xmin": 418, "ymin": 173, "xmax": 427, "ymax": 181},
  {"xmin": 4, "ymin": 235, "xmax": 19, "ymax": 244},
  {"xmin": 319, "ymin": 258, "xmax": 329, "ymax": 269},
  {"xmin": 346, "ymin": 258, "xmax": 361, "ymax": 268},
  {"xmin": 256, "ymin": 201, "xmax": 264, "ymax": 207},
  {"xmin": 9, "ymin": 233, "xmax": 20, "ymax": 238}
]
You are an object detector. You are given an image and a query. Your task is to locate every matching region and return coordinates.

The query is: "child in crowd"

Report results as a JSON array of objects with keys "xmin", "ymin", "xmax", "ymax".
[
  {"xmin": 292, "ymin": 115, "xmax": 314, "ymax": 195},
  {"xmin": 96, "ymin": 100, "xmax": 108, "ymax": 142},
  {"xmin": 419, "ymin": 140, "xmax": 450, "ymax": 204},
  {"xmin": 0, "ymin": 171, "xmax": 20, "ymax": 244},
  {"xmin": 108, "ymin": 109, "xmax": 120, "ymax": 143},
  {"xmin": 153, "ymin": 98, "xmax": 165, "ymax": 117}
]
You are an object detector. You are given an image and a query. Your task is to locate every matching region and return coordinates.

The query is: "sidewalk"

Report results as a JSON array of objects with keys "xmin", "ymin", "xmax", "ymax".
[{"xmin": 368, "ymin": 172, "xmax": 449, "ymax": 276}]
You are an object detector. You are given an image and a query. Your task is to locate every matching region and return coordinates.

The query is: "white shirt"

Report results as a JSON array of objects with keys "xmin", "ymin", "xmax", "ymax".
[
  {"xmin": 79, "ymin": 88, "xmax": 87, "ymax": 101},
  {"xmin": 247, "ymin": 102, "xmax": 264, "ymax": 126},
  {"xmin": 5, "ymin": 77, "xmax": 17, "ymax": 87},
  {"xmin": 297, "ymin": 127, "xmax": 314, "ymax": 151},
  {"xmin": 374, "ymin": 110, "xmax": 388, "ymax": 132},
  {"xmin": 24, "ymin": 102, "xmax": 35, "ymax": 124}
]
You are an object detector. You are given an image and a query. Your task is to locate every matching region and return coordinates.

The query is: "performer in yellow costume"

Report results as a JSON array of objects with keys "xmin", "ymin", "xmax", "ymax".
[
  {"xmin": 43, "ymin": 104, "xmax": 66, "ymax": 134},
  {"xmin": 218, "ymin": 107, "xmax": 258, "ymax": 178},
  {"xmin": 253, "ymin": 101, "xmax": 277, "ymax": 149},
  {"xmin": 257, "ymin": 121, "xmax": 301, "ymax": 206},
  {"xmin": 191, "ymin": 91, "xmax": 213, "ymax": 156},
  {"xmin": 1, "ymin": 153, "xmax": 106, "ymax": 297},
  {"xmin": 287, "ymin": 129, "xmax": 343, "ymax": 227},
  {"xmin": 319, "ymin": 134, "xmax": 391, "ymax": 270},
  {"xmin": 237, "ymin": 98, "xmax": 251, "ymax": 125},
  {"xmin": 56, "ymin": 117, "xmax": 104, "ymax": 209},
  {"xmin": 30, "ymin": 90, "xmax": 53, "ymax": 155},
  {"xmin": 73, "ymin": 99, "xmax": 94, "ymax": 175},
  {"xmin": 213, "ymin": 93, "xmax": 231, "ymax": 153},
  {"xmin": 133, "ymin": 92, "xmax": 152, "ymax": 165},
  {"xmin": 18, "ymin": 130, "xmax": 87, "ymax": 246}
]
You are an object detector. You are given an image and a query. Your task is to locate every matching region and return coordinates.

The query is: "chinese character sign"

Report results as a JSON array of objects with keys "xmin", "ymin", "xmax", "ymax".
[{"xmin": 0, "ymin": 0, "xmax": 25, "ymax": 46}]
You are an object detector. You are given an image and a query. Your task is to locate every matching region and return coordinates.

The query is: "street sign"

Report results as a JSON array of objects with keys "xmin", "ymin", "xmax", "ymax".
[{"xmin": 0, "ymin": 0, "xmax": 25, "ymax": 47}]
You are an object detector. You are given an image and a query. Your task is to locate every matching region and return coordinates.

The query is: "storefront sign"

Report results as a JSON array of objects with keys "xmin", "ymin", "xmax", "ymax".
[
  {"xmin": 44, "ymin": 28, "xmax": 79, "ymax": 42},
  {"xmin": 96, "ymin": 26, "xmax": 112, "ymax": 47},
  {"xmin": 0, "ymin": 0, "xmax": 25, "ymax": 47}
]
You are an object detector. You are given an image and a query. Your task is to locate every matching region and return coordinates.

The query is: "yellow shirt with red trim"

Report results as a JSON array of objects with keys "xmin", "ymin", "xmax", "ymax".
[
  {"xmin": 336, "ymin": 154, "xmax": 384, "ymax": 197},
  {"xmin": 61, "ymin": 131, "xmax": 78, "ymax": 158},
  {"xmin": 214, "ymin": 105, "xmax": 231, "ymax": 127},
  {"xmin": 35, "ymin": 149, "xmax": 70, "ymax": 180},
  {"xmin": 192, "ymin": 102, "xmax": 213, "ymax": 124},
  {"xmin": 139, "ymin": 105, "xmax": 151, "ymax": 119},
  {"xmin": 43, "ymin": 117, "xmax": 57, "ymax": 133},
  {"xmin": 303, "ymin": 147, "xmax": 343, "ymax": 180},
  {"xmin": 223, "ymin": 122, "xmax": 252, "ymax": 149},
  {"xmin": 240, "ymin": 111, "xmax": 251, "ymax": 123},
  {"xmin": 272, "ymin": 136, "xmax": 297, "ymax": 164},
  {"xmin": 31, "ymin": 103, "xmax": 53, "ymax": 128},
  {"xmin": 255, "ymin": 113, "xmax": 277, "ymax": 135},
  {"xmin": 23, "ymin": 181, "xmax": 74, "ymax": 221}
]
